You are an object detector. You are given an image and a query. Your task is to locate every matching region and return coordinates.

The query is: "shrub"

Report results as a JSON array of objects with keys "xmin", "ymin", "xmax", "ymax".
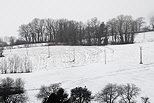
[
  {"xmin": 70, "ymin": 86, "xmax": 92, "ymax": 103},
  {"xmin": 46, "ymin": 88, "xmax": 69, "ymax": 103},
  {"xmin": 0, "ymin": 47, "xmax": 4, "ymax": 57},
  {"xmin": 36, "ymin": 83, "xmax": 61, "ymax": 102},
  {"xmin": 0, "ymin": 55, "xmax": 33, "ymax": 74},
  {"xmin": 0, "ymin": 77, "xmax": 27, "ymax": 103}
]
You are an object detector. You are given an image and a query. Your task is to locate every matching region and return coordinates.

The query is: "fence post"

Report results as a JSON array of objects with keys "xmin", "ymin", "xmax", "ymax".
[
  {"xmin": 73, "ymin": 48, "xmax": 75, "ymax": 62},
  {"xmin": 48, "ymin": 44, "xmax": 50, "ymax": 58},
  {"xmin": 104, "ymin": 49, "xmax": 106, "ymax": 64},
  {"xmin": 140, "ymin": 47, "xmax": 143, "ymax": 64}
]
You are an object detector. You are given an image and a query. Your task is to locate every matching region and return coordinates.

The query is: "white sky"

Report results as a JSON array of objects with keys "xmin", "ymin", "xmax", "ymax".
[{"xmin": 0, "ymin": 0, "xmax": 154, "ymax": 38}]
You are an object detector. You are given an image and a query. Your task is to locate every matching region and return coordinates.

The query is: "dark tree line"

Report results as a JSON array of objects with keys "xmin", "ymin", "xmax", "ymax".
[
  {"xmin": 36, "ymin": 84, "xmax": 92, "ymax": 103},
  {"xmin": 1, "ymin": 15, "xmax": 153, "ymax": 46},
  {"xmin": 107, "ymin": 16, "xmax": 146, "ymax": 44},
  {"xmin": 37, "ymin": 83, "xmax": 150, "ymax": 103},
  {"xmin": 18, "ymin": 15, "xmax": 150, "ymax": 46}
]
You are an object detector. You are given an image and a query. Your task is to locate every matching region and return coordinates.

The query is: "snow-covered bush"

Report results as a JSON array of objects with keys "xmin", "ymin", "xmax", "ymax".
[{"xmin": 0, "ymin": 55, "xmax": 33, "ymax": 74}]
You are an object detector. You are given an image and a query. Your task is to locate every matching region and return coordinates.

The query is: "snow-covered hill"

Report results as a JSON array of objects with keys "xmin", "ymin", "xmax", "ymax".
[{"xmin": 0, "ymin": 32, "xmax": 154, "ymax": 103}]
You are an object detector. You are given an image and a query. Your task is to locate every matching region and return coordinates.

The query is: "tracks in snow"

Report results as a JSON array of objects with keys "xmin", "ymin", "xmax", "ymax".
[{"xmin": 68, "ymin": 63, "xmax": 154, "ymax": 85}]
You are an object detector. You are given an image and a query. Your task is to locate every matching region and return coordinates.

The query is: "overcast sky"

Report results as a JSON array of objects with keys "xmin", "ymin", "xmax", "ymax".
[{"xmin": 0, "ymin": 0, "xmax": 154, "ymax": 38}]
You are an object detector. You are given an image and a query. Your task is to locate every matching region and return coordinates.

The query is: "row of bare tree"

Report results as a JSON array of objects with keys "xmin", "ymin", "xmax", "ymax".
[
  {"xmin": 17, "ymin": 15, "xmax": 153, "ymax": 45},
  {"xmin": 0, "ymin": 15, "xmax": 153, "ymax": 47},
  {"xmin": 0, "ymin": 55, "xmax": 32, "ymax": 74}
]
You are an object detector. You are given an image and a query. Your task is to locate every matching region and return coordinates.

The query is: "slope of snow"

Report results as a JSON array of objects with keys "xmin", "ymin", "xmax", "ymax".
[
  {"xmin": 0, "ymin": 32, "xmax": 154, "ymax": 103},
  {"xmin": 134, "ymin": 31, "xmax": 154, "ymax": 43}
]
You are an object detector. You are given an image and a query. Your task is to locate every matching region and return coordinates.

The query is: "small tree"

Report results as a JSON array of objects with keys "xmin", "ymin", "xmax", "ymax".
[
  {"xmin": 119, "ymin": 83, "xmax": 140, "ymax": 103},
  {"xmin": 0, "ymin": 58, "xmax": 8, "ymax": 74},
  {"xmin": 141, "ymin": 96, "xmax": 150, "ymax": 103},
  {"xmin": 70, "ymin": 86, "xmax": 92, "ymax": 103},
  {"xmin": 57, "ymin": 88, "xmax": 69, "ymax": 103},
  {"xmin": 95, "ymin": 83, "xmax": 121, "ymax": 103},
  {"xmin": 150, "ymin": 16, "xmax": 154, "ymax": 30},
  {"xmin": 46, "ymin": 88, "xmax": 69, "ymax": 103},
  {"xmin": 0, "ymin": 77, "xmax": 27, "ymax": 103},
  {"xmin": 0, "ymin": 55, "xmax": 33, "ymax": 74},
  {"xmin": 9, "ymin": 36, "xmax": 16, "ymax": 46},
  {"xmin": 0, "ymin": 47, "xmax": 4, "ymax": 57},
  {"xmin": 36, "ymin": 83, "xmax": 61, "ymax": 102},
  {"xmin": 23, "ymin": 56, "xmax": 33, "ymax": 73}
]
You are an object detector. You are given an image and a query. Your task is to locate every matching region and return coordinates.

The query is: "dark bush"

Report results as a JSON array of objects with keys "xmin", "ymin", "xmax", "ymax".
[
  {"xmin": 36, "ymin": 83, "xmax": 61, "ymax": 102},
  {"xmin": 37, "ymin": 83, "xmax": 150, "ymax": 103},
  {"xmin": 46, "ymin": 88, "xmax": 69, "ymax": 103},
  {"xmin": 70, "ymin": 86, "xmax": 92, "ymax": 103},
  {"xmin": 0, "ymin": 77, "xmax": 27, "ymax": 103}
]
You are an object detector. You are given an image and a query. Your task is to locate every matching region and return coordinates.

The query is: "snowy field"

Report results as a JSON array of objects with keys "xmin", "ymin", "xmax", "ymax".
[{"xmin": 0, "ymin": 32, "xmax": 154, "ymax": 103}]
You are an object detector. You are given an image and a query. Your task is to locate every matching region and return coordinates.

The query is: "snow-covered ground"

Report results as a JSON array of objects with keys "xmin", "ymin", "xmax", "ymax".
[{"xmin": 0, "ymin": 32, "xmax": 154, "ymax": 103}]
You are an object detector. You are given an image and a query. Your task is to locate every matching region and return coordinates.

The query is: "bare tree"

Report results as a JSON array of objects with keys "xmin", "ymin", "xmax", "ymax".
[
  {"xmin": 95, "ymin": 83, "xmax": 121, "ymax": 103},
  {"xmin": 9, "ymin": 36, "xmax": 16, "ymax": 46},
  {"xmin": 13, "ymin": 55, "xmax": 21, "ymax": 73},
  {"xmin": 77, "ymin": 21, "xmax": 85, "ymax": 45},
  {"xmin": 85, "ymin": 21, "xmax": 92, "ymax": 45},
  {"xmin": 116, "ymin": 15, "xmax": 125, "ymax": 43},
  {"xmin": 45, "ymin": 18, "xmax": 56, "ymax": 42},
  {"xmin": 150, "ymin": 16, "xmax": 154, "ymax": 30},
  {"xmin": 135, "ymin": 17, "xmax": 145, "ymax": 32},
  {"xmin": 89, "ymin": 17, "xmax": 100, "ymax": 45},
  {"xmin": 22, "ymin": 56, "xmax": 33, "ymax": 73},
  {"xmin": 107, "ymin": 18, "xmax": 118, "ymax": 43},
  {"xmin": 8, "ymin": 55, "xmax": 21, "ymax": 73},
  {"xmin": 119, "ymin": 83, "xmax": 140, "ymax": 103},
  {"xmin": 67, "ymin": 20, "xmax": 79, "ymax": 45},
  {"xmin": 95, "ymin": 83, "xmax": 141, "ymax": 103},
  {"xmin": 32, "ymin": 18, "xmax": 41, "ymax": 42},
  {"xmin": 0, "ymin": 59, "xmax": 8, "ymax": 73},
  {"xmin": 100, "ymin": 22, "xmax": 108, "ymax": 45},
  {"xmin": 18, "ymin": 24, "xmax": 30, "ymax": 42},
  {"xmin": 123, "ymin": 15, "xmax": 133, "ymax": 43},
  {"xmin": 130, "ymin": 20, "xmax": 136, "ymax": 43},
  {"xmin": 106, "ymin": 15, "xmax": 142, "ymax": 44},
  {"xmin": 28, "ymin": 22, "xmax": 36, "ymax": 43},
  {"xmin": 17, "ymin": 15, "xmax": 147, "ymax": 45},
  {"xmin": 39, "ymin": 19, "xmax": 46, "ymax": 42},
  {"xmin": 141, "ymin": 97, "xmax": 150, "ymax": 103},
  {"xmin": 0, "ymin": 37, "xmax": 7, "ymax": 47}
]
